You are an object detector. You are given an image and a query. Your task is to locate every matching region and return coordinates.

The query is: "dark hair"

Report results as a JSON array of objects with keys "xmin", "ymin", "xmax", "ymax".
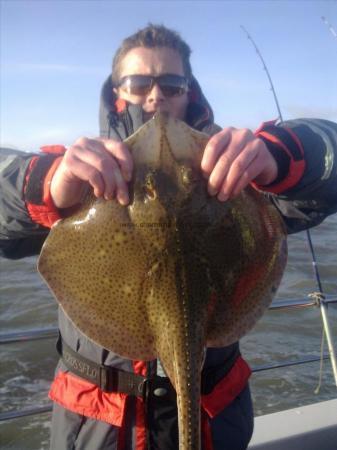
[{"xmin": 112, "ymin": 24, "xmax": 192, "ymax": 85}]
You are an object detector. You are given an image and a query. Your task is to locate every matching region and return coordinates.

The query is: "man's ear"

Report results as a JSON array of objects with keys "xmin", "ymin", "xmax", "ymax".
[{"xmin": 113, "ymin": 87, "xmax": 118, "ymax": 95}]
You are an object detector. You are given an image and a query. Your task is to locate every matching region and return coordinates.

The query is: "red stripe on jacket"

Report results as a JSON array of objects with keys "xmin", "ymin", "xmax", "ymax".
[
  {"xmin": 49, "ymin": 370, "xmax": 127, "ymax": 426},
  {"xmin": 253, "ymin": 122, "xmax": 306, "ymax": 194},
  {"xmin": 133, "ymin": 361, "xmax": 148, "ymax": 450},
  {"xmin": 202, "ymin": 408, "xmax": 214, "ymax": 450},
  {"xmin": 201, "ymin": 356, "xmax": 251, "ymax": 418},
  {"xmin": 24, "ymin": 145, "xmax": 66, "ymax": 228}
]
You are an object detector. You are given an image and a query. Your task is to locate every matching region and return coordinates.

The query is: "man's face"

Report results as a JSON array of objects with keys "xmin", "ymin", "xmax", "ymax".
[{"xmin": 115, "ymin": 47, "xmax": 189, "ymax": 121}]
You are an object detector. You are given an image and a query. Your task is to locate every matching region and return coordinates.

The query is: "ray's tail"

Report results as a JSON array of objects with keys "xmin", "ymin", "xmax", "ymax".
[{"xmin": 158, "ymin": 326, "xmax": 205, "ymax": 450}]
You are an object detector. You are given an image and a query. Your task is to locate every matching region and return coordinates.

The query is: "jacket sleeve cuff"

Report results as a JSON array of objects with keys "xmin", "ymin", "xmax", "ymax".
[
  {"xmin": 24, "ymin": 146, "xmax": 66, "ymax": 229},
  {"xmin": 252, "ymin": 120, "xmax": 306, "ymax": 194}
]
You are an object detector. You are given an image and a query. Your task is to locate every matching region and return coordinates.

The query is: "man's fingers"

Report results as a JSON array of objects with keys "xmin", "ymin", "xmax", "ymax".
[
  {"xmin": 216, "ymin": 140, "xmax": 259, "ymax": 200},
  {"xmin": 112, "ymin": 168, "xmax": 129, "ymax": 205},
  {"xmin": 201, "ymin": 128, "xmax": 232, "ymax": 178},
  {"xmin": 50, "ymin": 136, "xmax": 133, "ymax": 208},
  {"xmin": 206, "ymin": 129, "xmax": 253, "ymax": 196},
  {"xmin": 98, "ymin": 138, "xmax": 133, "ymax": 182},
  {"xmin": 71, "ymin": 140, "xmax": 130, "ymax": 204},
  {"xmin": 65, "ymin": 152, "xmax": 106, "ymax": 198},
  {"xmin": 218, "ymin": 150, "xmax": 264, "ymax": 201},
  {"xmin": 207, "ymin": 145, "xmax": 245, "ymax": 195},
  {"xmin": 201, "ymin": 127, "xmax": 277, "ymax": 201}
]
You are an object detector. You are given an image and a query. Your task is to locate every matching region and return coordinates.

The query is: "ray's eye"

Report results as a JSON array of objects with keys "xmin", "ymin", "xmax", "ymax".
[
  {"xmin": 181, "ymin": 167, "xmax": 197, "ymax": 186},
  {"xmin": 144, "ymin": 173, "xmax": 157, "ymax": 200}
]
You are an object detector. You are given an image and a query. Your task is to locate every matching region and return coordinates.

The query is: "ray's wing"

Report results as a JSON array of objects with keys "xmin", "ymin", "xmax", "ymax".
[
  {"xmin": 201, "ymin": 189, "xmax": 287, "ymax": 347},
  {"xmin": 38, "ymin": 197, "xmax": 158, "ymax": 360}
]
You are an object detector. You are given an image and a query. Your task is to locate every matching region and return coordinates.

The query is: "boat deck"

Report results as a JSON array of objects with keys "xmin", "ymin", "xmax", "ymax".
[{"xmin": 248, "ymin": 398, "xmax": 337, "ymax": 450}]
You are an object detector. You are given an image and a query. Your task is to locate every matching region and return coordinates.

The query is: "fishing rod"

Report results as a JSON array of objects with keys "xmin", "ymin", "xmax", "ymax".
[
  {"xmin": 321, "ymin": 16, "xmax": 337, "ymax": 42},
  {"xmin": 240, "ymin": 24, "xmax": 337, "ymax": 386}
]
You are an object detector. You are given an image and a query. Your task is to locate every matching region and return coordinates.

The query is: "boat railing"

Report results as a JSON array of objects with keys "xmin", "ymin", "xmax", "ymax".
[{"xmin": 1, "ymin": 294, "xmax": 336, "ymax": 422}]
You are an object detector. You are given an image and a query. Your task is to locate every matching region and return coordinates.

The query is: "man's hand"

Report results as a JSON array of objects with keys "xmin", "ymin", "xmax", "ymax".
[
  {"xmin": 201, "ymin": 127, "xmax": 277, "ymax": 201},
  {"xmin": 50, "ymin": 137, "xmax": 133, "ymax": 209}
]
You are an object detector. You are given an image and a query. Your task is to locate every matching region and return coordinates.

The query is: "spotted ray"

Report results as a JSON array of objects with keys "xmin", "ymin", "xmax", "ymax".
[{"xmin": 38, "ymin": 112, "xmax": 287, "ymax": 450}]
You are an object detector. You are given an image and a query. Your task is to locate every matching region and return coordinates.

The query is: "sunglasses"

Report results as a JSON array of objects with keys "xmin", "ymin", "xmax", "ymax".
[{"xmin": 117, "ymin": 74, "xmax": 189, "ymax": 97}]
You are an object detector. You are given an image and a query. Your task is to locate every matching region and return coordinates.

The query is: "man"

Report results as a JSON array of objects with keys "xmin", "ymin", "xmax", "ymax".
[{"xmin": 1, "ymin": 24, "xmax": 337, "ymax": 450}]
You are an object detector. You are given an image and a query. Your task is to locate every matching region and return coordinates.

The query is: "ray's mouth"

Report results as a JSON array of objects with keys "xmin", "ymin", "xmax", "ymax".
[{"xmin": 145, "ymin": 185, "xmax": 157, "ymax": 200}]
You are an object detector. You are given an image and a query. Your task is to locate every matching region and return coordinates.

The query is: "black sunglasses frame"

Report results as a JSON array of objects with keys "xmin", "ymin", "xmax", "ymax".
[{"xmin": 117, "ymin": 74, "xmax": 189, "ymax": 97}]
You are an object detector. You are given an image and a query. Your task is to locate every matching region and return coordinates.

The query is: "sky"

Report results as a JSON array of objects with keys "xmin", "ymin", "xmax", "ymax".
[{"xmin": 1, "ymin": 0, "xmax": 336, "ymax": 151}]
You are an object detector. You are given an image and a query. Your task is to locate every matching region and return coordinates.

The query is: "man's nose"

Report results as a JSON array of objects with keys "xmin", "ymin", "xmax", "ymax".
[{"xmin": 147, "ymin": 83, "xmax": 165, "ymax": 102}]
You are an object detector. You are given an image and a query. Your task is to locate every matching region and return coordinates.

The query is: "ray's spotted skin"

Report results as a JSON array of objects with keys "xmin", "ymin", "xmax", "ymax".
[{"xmin": 38, "ymin": 113, "xmax": 287, "ymax": 450}]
